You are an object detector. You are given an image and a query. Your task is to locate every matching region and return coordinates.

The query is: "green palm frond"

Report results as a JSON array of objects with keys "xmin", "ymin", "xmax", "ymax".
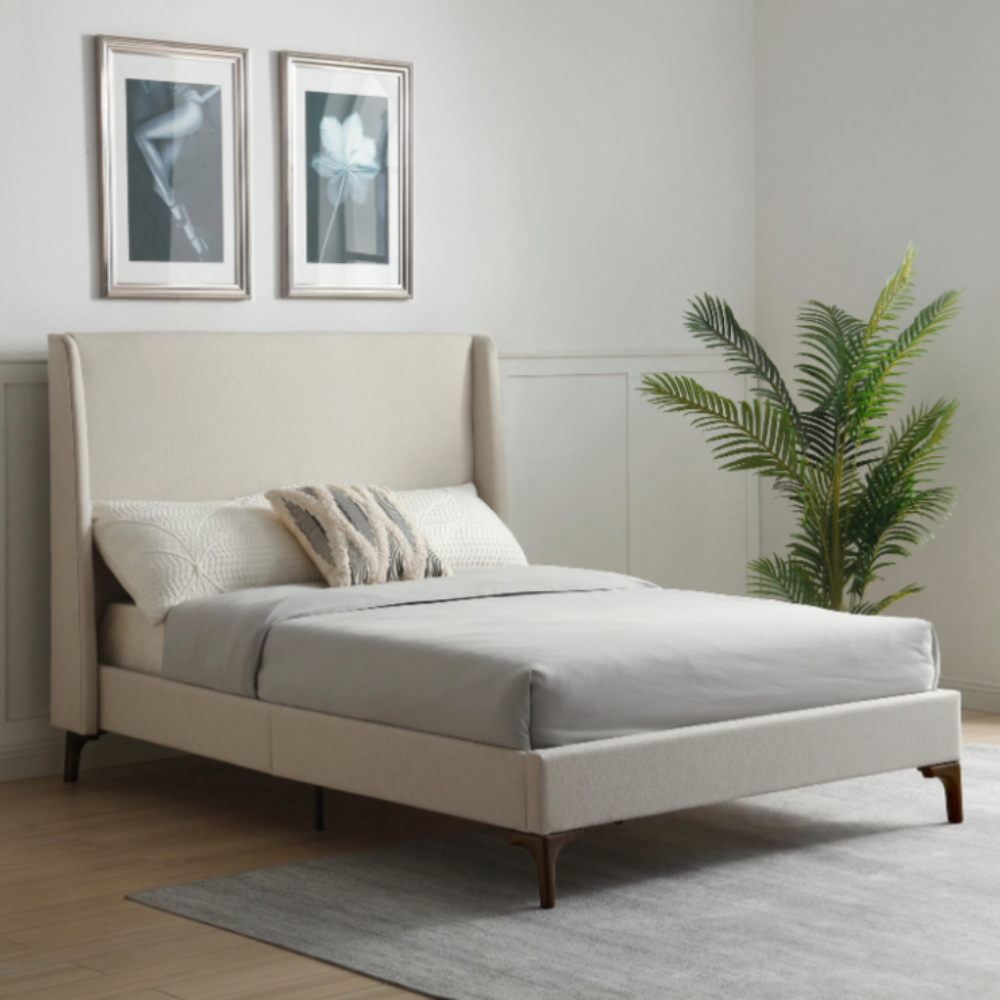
[
  {"xmin": 852, "ymin": 584, "xmax": 925, "ymax": 616},
  {"xmin": 849, "ymin": 291, "xmax": 962, "ymax": 439},
  {"xmin": 748, "ymin": 555, "xmax": 825, "ymax": 606},
  {"xmin": 639, "ymin": 243, "xmax": 960, "ymax": 615},
  {"xmin": 864, "ymin": 241, "xmax": 917, "ymax": 340},
  {"xmin": 796, "ymin": 302, "xmax": 866, "ymax": 416},
  {"xmin": 684, "ymin": 296, "xmax": 801, "ymax": 426},
  {"xmin": 638, "ymin": 374, "xmax": 805, "ymax": 480}
]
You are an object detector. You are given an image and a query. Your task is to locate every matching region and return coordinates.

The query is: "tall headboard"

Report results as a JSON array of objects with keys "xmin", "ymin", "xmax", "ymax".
[{"xmin": 48, "ymin": 332, "xmax": 508, "ymax": 735}]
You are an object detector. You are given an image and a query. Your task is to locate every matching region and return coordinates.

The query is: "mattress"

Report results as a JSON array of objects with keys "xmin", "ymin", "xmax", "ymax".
[
  {"xmin": 99, "ymin": 602, "xmax": 164, "ymax": 674},
  {"xmin": 159, "ymin": 566, "xmax": 940, "ymax": 751}
]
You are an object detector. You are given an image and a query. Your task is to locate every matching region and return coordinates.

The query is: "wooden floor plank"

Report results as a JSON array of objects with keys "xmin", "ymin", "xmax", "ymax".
[
  {"xmin": 9, "ymin": 946, "xmax": 291, "ymax": 1000},
  {"xmin": 5, "ymin": 905, "xmax": 182, "ymax": 950},
  {"xmin": 0, "ymin": 709, "xmax": 994, "ymax": 1000},
  {"xmin": 0, "ymin": 961, "xmax": 101, "ymax": 998},
  {"xmin": 212, "ymin": 974, "xmax": 390, "ymax": 1000},
  {"xmin": 0, "ymin": 943, "xmax": 25, "ymax": 964},
  {"xmin": 154, "ymin": 954, "xmax": 353, "ymax": 1000},
  {"xmin": 77, "ymin": 931, "xmax": 253, "ymax": 975}
]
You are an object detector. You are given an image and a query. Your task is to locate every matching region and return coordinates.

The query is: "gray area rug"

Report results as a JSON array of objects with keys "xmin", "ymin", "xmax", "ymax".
[{"xmin": 132, "ymin": 744, "xmax": 1000, "ymax": 1000}]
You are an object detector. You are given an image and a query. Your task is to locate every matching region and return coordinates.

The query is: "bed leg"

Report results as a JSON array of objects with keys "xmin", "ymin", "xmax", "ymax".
[
  {"xmin": 313, "ymin": 786, "xmax": 325, "ymax": 832},
  {"xmin": 507, "ymin": 829, "xmax": 584, "ymax": 909},
  {"xmin": 63, "ymin": 732, "xmax": 99, "ymax": 783},
  {"xmin": 919, "ymin": 761, "xmax": 963, "ymax": 824}
]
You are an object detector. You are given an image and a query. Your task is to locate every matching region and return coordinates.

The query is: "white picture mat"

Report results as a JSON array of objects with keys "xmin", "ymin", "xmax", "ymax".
[
  {"xmin": 109, "ymin": 49, "xmax": 237, "ymax": 287},
  {"xmin": 290, "ymin": 64, "xmax": 401, "ymax": 290}
]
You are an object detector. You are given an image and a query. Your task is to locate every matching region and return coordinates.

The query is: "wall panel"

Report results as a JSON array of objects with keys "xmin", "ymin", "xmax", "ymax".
[{"xmin": 501, "ymin": 353, "xmax": 757, "ymax": 590}]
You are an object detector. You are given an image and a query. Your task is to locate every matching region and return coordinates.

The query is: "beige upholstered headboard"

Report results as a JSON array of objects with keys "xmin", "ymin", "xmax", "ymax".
[{"xmin": 48, "ymin": 332, "xmax": 508, "ymax": 735}]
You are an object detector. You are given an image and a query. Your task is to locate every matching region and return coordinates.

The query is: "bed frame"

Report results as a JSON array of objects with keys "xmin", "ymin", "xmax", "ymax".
[{"xmin": 49, "ymin": 332, "xmax": 963, "ymax": 909}]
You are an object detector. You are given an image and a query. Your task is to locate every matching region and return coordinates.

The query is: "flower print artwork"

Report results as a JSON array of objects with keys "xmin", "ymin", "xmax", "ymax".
[
  {"xmin": 284, "ymin": 52, "xmax": 410, "ymax": 297},
  {"xmin": 311, "ymin": 113, "xmax": 380, "ymax": 261},
  {"xmin": 304, "ymin": 93, "xmax": 388, "ymax": 265}
]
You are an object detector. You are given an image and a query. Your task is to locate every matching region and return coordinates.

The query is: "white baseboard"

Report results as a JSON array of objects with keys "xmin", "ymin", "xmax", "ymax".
[
  {"xmin": 0, "ymin": 733, "xmax": 184, "ymax": 783},
  {"xmin": 940, "ymin": 677, "xmax": 1000, "ymax": 715}
]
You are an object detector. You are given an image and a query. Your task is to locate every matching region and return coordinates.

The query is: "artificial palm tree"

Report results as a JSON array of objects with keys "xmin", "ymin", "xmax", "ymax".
[{"xmin": 639, "ymin": 244, "xmax": 959, "ymax": 614}]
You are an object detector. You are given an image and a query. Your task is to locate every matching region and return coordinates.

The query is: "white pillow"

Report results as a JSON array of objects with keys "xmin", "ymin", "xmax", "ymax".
[
  {"xmin": 92, "ymin": 494, "xmax": 323, "ymax": 624},
  {"xmin": 395, "ymin": 483, "xmax": 527, "ymax": 569}
]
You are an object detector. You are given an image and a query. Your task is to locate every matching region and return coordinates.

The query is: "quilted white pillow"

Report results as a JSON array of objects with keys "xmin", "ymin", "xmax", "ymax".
[
  {"xmin": 395, "ymin": 483, "xmax": 527, "ymax": 569},
  {"xmin": 92, "ymin": 494, "xmax": 323, "ymax": 624}
]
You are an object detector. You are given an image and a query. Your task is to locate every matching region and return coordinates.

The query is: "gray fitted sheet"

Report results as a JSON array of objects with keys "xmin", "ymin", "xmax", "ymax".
[{"xmin": 162, "ymin": 566, "xmax": 939, "ymax": 750}]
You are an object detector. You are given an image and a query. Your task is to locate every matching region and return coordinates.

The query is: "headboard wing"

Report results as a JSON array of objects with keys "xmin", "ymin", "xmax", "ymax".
[{"xmin": 48, "ymin": 332, "xmax": 508, "ymax": 734}]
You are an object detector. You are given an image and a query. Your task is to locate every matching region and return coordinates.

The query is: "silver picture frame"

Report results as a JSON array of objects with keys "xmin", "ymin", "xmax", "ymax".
[
  {"xmin": 281, "ymin": 51, "xmax": 412, "ymax": 299},
  {"xmin": 97, "ymin": 35, "xmax": 251, "ymax": 299}
]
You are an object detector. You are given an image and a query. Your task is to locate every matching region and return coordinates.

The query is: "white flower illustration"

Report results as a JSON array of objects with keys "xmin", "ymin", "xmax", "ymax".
[{"xmin": 311, "ymin": 112, "xmax": 380, "ymax": 262}]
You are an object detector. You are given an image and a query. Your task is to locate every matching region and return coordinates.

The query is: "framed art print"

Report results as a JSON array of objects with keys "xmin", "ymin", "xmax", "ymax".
[
  {"xmin": 281, "ymin": 52, "xmax": 412, "ymax": 298},
  {"xmin": 97, "ymin": 35, "xmax": 250, "ymax": 298}
]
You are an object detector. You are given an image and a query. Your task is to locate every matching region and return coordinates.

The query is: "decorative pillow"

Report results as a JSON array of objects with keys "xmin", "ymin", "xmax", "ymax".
[
  {"xmin": 394, "ymin": 483, "xmax": 528, "ymax": 568},
  {"xmin": 92, "ymin": 495, "xmax": 324, "ymax": 624},
  {"xmin": 266, "ymin": 484, "xmax": 451, "ymax": 588}
]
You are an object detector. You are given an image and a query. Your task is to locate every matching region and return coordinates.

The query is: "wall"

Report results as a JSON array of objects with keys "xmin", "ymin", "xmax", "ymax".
[
  {"xmin": 756, "ymin": 0, "xmax": 1000, "ymax": 706},
  {"xmin": 0, "ymin": 0, "xmax": 755, "ymax": 356},
  {"xmin": 0, "ymin": 0, "xmax": 757, "ymax": 778}
]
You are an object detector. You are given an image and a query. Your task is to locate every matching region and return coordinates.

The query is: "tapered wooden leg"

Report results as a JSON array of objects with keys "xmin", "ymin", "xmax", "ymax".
[
  {"xmin": 313, "ymin": 786, "xmax": 325, "ymax": 832},
  {"xmin": 63, "ymin": 732, "xmax": 99, "ymax": 783},
  {"xmin": 507, "ymin": 829, "xmax": 584, "ymax": 909},
  {"xmin": 919, "ymin": 761, "xmax": 963, "ymax": 824}
]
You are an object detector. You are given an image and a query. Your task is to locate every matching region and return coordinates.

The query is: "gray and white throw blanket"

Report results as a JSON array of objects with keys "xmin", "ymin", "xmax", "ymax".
[{"xmin": 162, "ymin": 566, "xmax": 939, "ymax": 751}]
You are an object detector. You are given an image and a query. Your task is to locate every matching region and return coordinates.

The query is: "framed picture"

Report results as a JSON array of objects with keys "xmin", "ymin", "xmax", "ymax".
[
  {"xmin": 96, "ymin": 35, "xmax": 250, "ymax": 299},
  {"xmin": 281, "ymin": 51, "xmax": 412, "ymax": 298}
]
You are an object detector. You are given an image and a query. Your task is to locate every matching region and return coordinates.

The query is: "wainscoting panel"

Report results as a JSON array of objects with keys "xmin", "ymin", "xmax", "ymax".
[
  {"xmin": 505, "ymin": 371, "xmax": 630, "ymax": 574},
  {"xmin": 0, "ymin": 362, "xmax": 52, "ymax": 748},
  {"xmin": 500, "ymin": 352, "xmax": 759, "ymax": 592},
  {"xmin": 0, "ymin": 360, "xmax": 175, "ymax": 781}
]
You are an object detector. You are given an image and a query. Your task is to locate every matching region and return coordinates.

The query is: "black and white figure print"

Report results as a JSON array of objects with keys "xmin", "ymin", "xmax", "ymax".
[
  {"xmin": 305, "ymin": 92, "xmax": 389, "ymax": 265},
  {"xmin": 98, "ymin": 36, "xmax": 249, "ymax": 298},
  {"xmin": 125, "ymin": 79, "xmax": 224, "ymax": 262}
]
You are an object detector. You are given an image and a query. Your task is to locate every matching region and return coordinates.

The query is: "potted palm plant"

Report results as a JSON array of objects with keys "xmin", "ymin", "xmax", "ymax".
[{"xmin": 640, "ymin": 244, "xmax": 959, "ymax": 613}]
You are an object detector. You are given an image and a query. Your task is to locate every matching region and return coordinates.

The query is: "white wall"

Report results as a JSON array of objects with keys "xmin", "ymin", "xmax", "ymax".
[
  {"xmin": 0, "ymin": 0, "xmax": 755, "ymax": 357},
  {"xmin": 756, "ymin": 0, "xmax": 1000, "ymax": 705}
]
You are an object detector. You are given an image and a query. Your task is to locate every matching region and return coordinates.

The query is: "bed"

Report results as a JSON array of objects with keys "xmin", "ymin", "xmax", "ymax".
[{"xmin": 49, "ymin": 331, "xmax": 963, "ymax": 909}]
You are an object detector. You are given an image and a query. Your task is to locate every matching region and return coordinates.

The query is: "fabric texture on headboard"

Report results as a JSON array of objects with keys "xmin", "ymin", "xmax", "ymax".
[{"xmin": 48, "ymin": 332, "xmax": 508, "ymax": 734}]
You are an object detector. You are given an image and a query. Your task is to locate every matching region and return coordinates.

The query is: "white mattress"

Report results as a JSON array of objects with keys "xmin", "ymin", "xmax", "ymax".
[{"xmin": 99, "ymin": 603, "xmax": 164, "ymax": 675}]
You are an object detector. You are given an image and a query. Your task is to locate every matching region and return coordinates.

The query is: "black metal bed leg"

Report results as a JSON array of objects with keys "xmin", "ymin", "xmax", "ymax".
[
  {"xmin": 63, "ymin": 732, "xmax": 99, "ymax": 783},
  {"xmin": 313, "ymin": 786, "xmax": 325, "ymax": 832}
]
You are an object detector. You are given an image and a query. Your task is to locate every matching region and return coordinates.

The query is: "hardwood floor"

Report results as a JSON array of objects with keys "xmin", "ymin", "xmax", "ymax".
[{"xmin": 1, "ymin": 711, "xmax": 997, "ymax": 1000}]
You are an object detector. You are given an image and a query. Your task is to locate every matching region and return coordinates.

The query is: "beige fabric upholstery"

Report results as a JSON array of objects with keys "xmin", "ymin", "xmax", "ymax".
[
  {"xmin": 100, "ymin": 667, "xmax": 273, "ymax": 772},
  {"xmin": 49, "ymin": 332, "xmax": 508, "ymax": 734},
  {"xmin": 471, "ymin": 336, "xmax": 508, "ymax": 522},
  {"xmin": 99, "ymin": 603, "xmax": 164, "ymax": 674},
  {"xmin": 49, "ymin": 335, "xmax": 99, "ymax": 734},
  {"xmin": 97, "ymin": 669, "xmax": 962, "ymax": 835},
  {"xmin": 526, "ymin": 690, "xmax": 962, "ymax": 834},
  {"xmin": 270, "ymin": 705, "xmax": 528, "ymax": 829}
]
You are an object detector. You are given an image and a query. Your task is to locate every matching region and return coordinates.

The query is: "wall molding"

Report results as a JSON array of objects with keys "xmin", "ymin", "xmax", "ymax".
[{"xmin": 939, "ymin": 677, "xmax": 1000, "ymax": 715}]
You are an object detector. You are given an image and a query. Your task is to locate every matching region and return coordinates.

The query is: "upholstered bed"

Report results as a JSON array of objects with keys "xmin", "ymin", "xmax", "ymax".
[{"xmin": 50, "ymin": 332, "xmax": 963, "ymax": 909}]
